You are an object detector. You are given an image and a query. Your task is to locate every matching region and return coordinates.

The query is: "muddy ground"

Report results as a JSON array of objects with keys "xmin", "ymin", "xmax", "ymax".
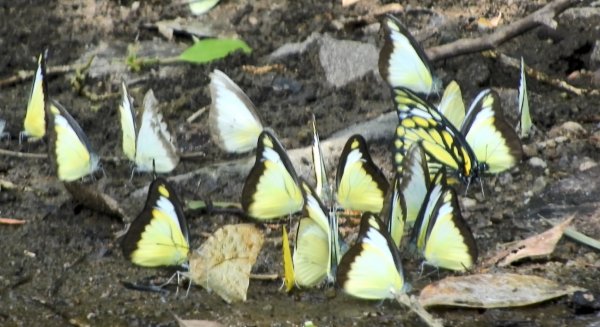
[{"xmin": 2, "ymin": 0, "xmax": 600, "ymax": 326}]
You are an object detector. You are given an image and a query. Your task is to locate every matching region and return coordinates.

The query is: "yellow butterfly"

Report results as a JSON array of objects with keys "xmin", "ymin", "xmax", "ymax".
[
  {"xmin": 21, "ymin": 51, "xmax": 48, "ymax": 142},
  {"xmin": 398, "ymin": 143, "xmax": 432, "ymax": 229},
  {"xmin": 282, "ymin": 226, "xmax": 295, "ymax": 292},
  {"xmin": 379, "ymin": 15, "xmax": 441, "ymax": 96},
  {"xmin": 380, "ymin": 173, "xmax": 407, "ymax": 248},
  {"xmin": 410, "ymin": 170, "xmax": 477, "ymax": 271},
  {"xmin": 209, "ymin": 69, "xmax": 264, "ymax": 154},
  {"xmin": 121, "ymin": 178, "xmax": 190, "ymax": 267},
  {"xmin": 48, "ymin": 101, "xmax": 100, "ymax": 182},
  {"xmin": 118, "ymin": 85, "xmax": 180, "ymax": 173},
  {"xmin": 241, "ymin": 131, "xmax": 303, "ymax": 220},
  {"xmin": 394, "ymin": 87, "xmax": 522, "ymax": 184},
  {"xmin": 437, "ymin": 80, "xmax": 466, "ymax": 129},
  {"xmin": 337, "ymin": 213, "xmax": 406, "ymax": 300},
  {"xmin": 293, "ymin": 181, "xmax": 341, "ymax": 288},
  {"xmin": 336, "ymin": 135, "xmax": 389, "ymax": 213},
  {"xmin": 518, "ymin": 57, "xmax": 533, "ymax": 138},
  {"xmin": 185, "ymin": 224, "xmax": 264, "ymax": 303}
]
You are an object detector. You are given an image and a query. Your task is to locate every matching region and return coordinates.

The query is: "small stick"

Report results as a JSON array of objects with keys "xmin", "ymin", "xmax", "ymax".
[
  {"xmin": 0, "ymin": 148, "xmax": 47, "ymax": 159},
  {"xmin": 186, "ymin": 106, "xmax": 207, "ymax": 123},
  {"xmin": 250, "ymin": 273, "xmax": 279, "ymax": 281}
]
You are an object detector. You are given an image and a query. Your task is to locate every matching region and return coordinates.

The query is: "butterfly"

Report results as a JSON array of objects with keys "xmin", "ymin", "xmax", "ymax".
[
  {"xmin": 21, "ymin": 51, "xmax": 48, "ymax": 142},
  {"xmin": 208, "ymin": 69, "xmax": 264, "ymax": 154},
  {"xmin": 410, "ymin": 169, "xmax": 478, "ymax": 271},
  {"xmin": 282, "ymin": 226, "xmax": 295, "ymax": 292},
  {"xmin": 518, "ymin": 57, "xmax": 532, "ymax": 138},
  {"xmin": 311, "ymin": 115, "xmax": 331, "ymax": 204},
  {"xmin": 380, "ymin": 173, "xmax": 407, "ymax": 248},
  {"xmin": 185, "ymin": 224, "xmax": 264, "ymax": 303},
  {"xmin": 437, "ymin": 80, "xmax": 466, "ymax": 129},
  {"xmin": 48, "ymin": 100, "xmax": 100, "ymax": 182},
  {"xmin": 121, "ymin": 178, "xmax": 190, "ymax": 267},
  {"xmin": 336, "ymin": 134, "xmax": 389, "ymax": 213},
  {"xmin": 293, "ymin": 180, "xmax": 342, "ymax": 288},
  {"xmin": 379, "ymin": 15, "xmax": 441, "ymax": 96},
  {"xmin": 241, "ymin": 131, "xmax": 303, "ymax": 220},
  {"xmin": 118, "ymin": 85, "xmax": 180, "ymax": 173},
  {"xmin": 394, "ymin": 86, "xmax": 523, "ymax": 184},
  {"xmin": 336, "ymin": 212, "xmax": 406, "ymax": 300}
]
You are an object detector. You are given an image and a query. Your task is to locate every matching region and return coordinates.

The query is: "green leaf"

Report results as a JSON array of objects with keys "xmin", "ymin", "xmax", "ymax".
[{"xmin": 179, "ymin": 38, "xmax": 252, "ymax": 64}]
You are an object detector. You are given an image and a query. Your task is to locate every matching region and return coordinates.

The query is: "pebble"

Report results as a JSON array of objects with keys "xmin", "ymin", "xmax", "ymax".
[
  {"xmin": 548, "ymin": 121, "xmax": 587, "ymax": 139},
  {"xmin": 579, "ymin": 158, "xmax": 598, "ymax": 171},
  {"xmin": 461, "ymin": 197, "xmax": 477, "ymax": 210},
  {"xmin": 528, "ymin": 157, "xmax": 547, "ymax": 169},
  {"xmin": 532, "ymin": 176, "xmax": 547, "ymax": 193},
  {"xmin": 522, "ymin": 143, "xmax": 538, "ymax": 157}
]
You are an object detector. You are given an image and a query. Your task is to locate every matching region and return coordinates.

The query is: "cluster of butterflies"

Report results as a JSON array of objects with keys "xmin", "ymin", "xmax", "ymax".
[
  {"xmin": 19, "ymin": 51, "xmax": 180, "ymax": 182},
  {"xmin": 209, "ymin": 14, "xmax": 532, "ymax": 300}
]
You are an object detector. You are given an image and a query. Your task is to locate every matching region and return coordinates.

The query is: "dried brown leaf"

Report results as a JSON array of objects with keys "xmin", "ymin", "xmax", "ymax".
[
  {"xmin": 185, "ymin": 224, "xmax": 264, "ymax": 303},
  {"xmin": 419, "ymin": 273, "xmax": 584, "ymax": 308},
  {"xmin": 0, "ymin": 218, "xmax": 26, "ymax": 225},
  {"xmin": 63, "ymin": 182, "xmax": 128, "ymax": 221},
  {"xmin": 486, "ymin": 215, "xmax": 573, "ymax": 267}
]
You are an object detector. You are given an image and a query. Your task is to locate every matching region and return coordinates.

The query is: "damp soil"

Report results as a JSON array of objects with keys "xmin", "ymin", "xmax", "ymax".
[{"xmin": 2, "ymin": 1, "xmax": 600, "ymax": 326}]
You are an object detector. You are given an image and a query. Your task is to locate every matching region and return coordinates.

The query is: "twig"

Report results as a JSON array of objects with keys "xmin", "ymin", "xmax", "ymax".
[
  {"xmin": 426, "ymin": 0, "xmax": 578, "ymax": 62},
  {"xmin": 395, "ymin": 292, "xmax": 443, "ymax": 327},
  {"xmin": 0, "ymin": 218, "xmax": 26, "ymax": 225},
  {"xmin": 0, "ymin": 64, "xmax": 84, "ymax": 87},
  {"xmin": 250, "ymin": 273, "xmax": 279, "ymax": 280},
  {"xmin": 484, "ymin": 50, "xmax": 594, "ymax": 96},
  {"xmin": 0, "ymin": 148, "xmax": 47, "ymax": 159},
  {"xmin": 186, "ymin": 106, "xmax": 207, "ymax": 123}
]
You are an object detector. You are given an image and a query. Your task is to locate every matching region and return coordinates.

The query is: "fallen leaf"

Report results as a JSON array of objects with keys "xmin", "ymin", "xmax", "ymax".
[
  {"xmin": 486, "ymin": 215, "xmax": 573, "ymax": 267},
  {"xmin": 476, "ymin": 12, "xmax": 502, "ymax": 31},
  {"xmin": 185, "ymin": 224, "xmax": 264, "ymax": 303},
  {"xmin": 342, "ymin": 0, "xmax": 361, "ymax": 6},
  {"xmin": 174, "ymin": 314, "xmax": 224, "ymax": 327},
  {"xmin": 419, "ymin": 273, "xmax": 584, "ymax": 308},
  {"xmin": 0, "ymin": 218, "xmax": 26, "ymax": 225},
  {"xmin": 63, "ymin": 182, "xmax": 128, "ymax": 221}
]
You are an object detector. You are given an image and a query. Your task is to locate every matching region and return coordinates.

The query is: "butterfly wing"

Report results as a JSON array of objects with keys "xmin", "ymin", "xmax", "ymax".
[
  {"xmin": 311, "ymin": 116, "xmax": 331, "ymax": 204},
  {"xmin": 118, "ymin": 81, "xmax": 137, "ymax": 161},
  {"xmin": 186, "ymin": 224, "xmax": 264, "ymax": 303},
  {"xmin": 49, "ymin": 101, "xmax": 100, "ymax": 182},
  {"xmin": 518, "ymin": 57, "xmax": 533, "ymax": 138},
  {"xmin": 23, "ymin": 51, "xmax": 48, "ymax": 140},
  {"xmin": 337, "ymin": 213, "xmax": 405, "ymax": 300},
  {"xmin": 282, "ymin": 226, "xmax": 295, "ymax": 292},
  {"xmin": 461, "ymin": 89, "xmax": 522, "ymax": 174},
  {"xmin": 241, "ymin": 131, "xmax": 303, "ymax": 220},
  {"xmin": 381, "ymin": 174, "xmax": 407, "ymax": 248},
  {"xmin": 208, "ymin": 69, "xmax": 264, "ymax": 153},
  {"xmin": 409, "ymin": 169, "xmax": 445, "ymax": 252},
  {"xmin": 422, "ymin": 187, "xmax": 478, "ymax": 271},
  {"xmin": 399, "ymin": 143, "xmax": 431, "ymax": 228},
  {"xmin": 188, "ymin": 0, "xmax": 220, "ymax": 15},
  {"xmin": 121, "ymin": 178, "xmax": 190, "ymax": 267},
  {"xmin": 437, "ymin": 80, "xmax": 465, "ymax": 128},
  {"xmin": 134, "ymin": 90, "xmax": 180, "ymax": 173},
  {"xmin": 336, "ymin": 134, "xmax": 389, "ymax": 213},
  {"xmin": 393, "ymin": 87, "xmax": 477, "ymax": 181},
  {"xmin": 379, "ymin": 15, "xmax": 440, "ymax": 95}
]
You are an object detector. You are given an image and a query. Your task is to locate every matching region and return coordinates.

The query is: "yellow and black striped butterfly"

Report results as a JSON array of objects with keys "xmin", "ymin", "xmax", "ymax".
[
  {"xmin": 337, "ymin": 212, "xmax": 406, "ymax": 300},
  {"xmin": 293, "ymin": 180, "xmax": 341, "ymax": 288},
  {"xmin": 21, "ymin": 51, "xmax": 48, "ymax": 142},
  {"xmin": 410, "ymin": 169, "xmax": 477, "ymax": 271},
  {"xmin": 209, "ymin": 69, "xmax": 264, "ymax": 154},
  {"xmin": 394, "ymin": 86, "xmax": 522, "ymax": 184},
  {"xmin": 118, "ymin": 86, "xmax": 180, "ymax": 173},
  {"xmin": 379, "ymin": 15, "xmax": 441, "ymax": 96},
  {"xmin": 48, "ymin": 100, "xmax": 100, "ymax": 182},
  {"xmin": 121, "ymin": 178, "xmax": 190, "ymax": 267},
  {"xmin": 336, "ymin": 135, "xmax": 389, "ymax": 213},
  {"xmin": 241, "ymin": 131, "xmax": 303, "ymax": 220}
]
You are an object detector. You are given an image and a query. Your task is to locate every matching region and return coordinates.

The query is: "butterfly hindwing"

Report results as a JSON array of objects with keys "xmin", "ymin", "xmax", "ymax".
[
  {"xmin": 379, "ymin": 15, "xmax": 440, "ymax": 96},
  {"xmin": 518, "ymin": 57, "xmax": 533, "ymax": 138},
  {"xmin": 49, "ymin": 101, "xmax": 100, "ymax": 182},
  {"xmin": 241, "ymin": 131, "xmax": 303, "ymax": 220},
  {"xmin": 337, "ymin": 213, "xmax": 405, "ymax": 300},
  {"xmin": 336, "ymin": 134, "xmax": 389, "ymax": 213},
  {"xmin": 121, "ymin": 178, "xmax": 190, "ymax": 267},
  {"xmin": 437, "ymin": 80, "xmax": 465, "ymax": 128},
  {"xmin": 381, "ymin": 173, "xmax": 407, "ymax": 248},
  {"xmin": 311, "ymin": 116, "xmax": 331, "ymax": 204},
  {"xmin": 22, "ymin": 51, "xmax": 48, "ymax": 141},
  {"xmin": 208, "ymin": 69, "xmax": 263, "ymax": 153}
]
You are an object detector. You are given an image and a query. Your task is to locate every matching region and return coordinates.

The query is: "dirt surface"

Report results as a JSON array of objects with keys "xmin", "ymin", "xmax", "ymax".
[{"xmin": 2, "ymin": 0, "xmax": 600, "ymax": 326}]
